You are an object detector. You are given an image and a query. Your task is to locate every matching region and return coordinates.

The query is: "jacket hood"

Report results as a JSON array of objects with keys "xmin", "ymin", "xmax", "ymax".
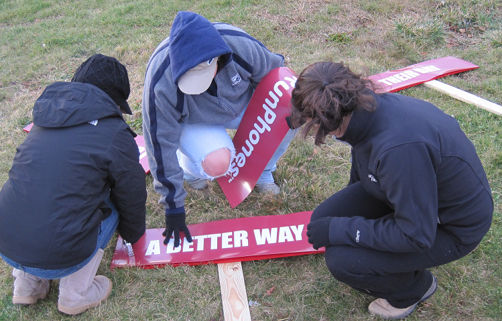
[
  {"xmin": 32, "ymin": 82, "xmax": 123, "ymax": 128},
  {"xmin": 169, "ymin": 11, "xmax": 231, "ymax": 84}
]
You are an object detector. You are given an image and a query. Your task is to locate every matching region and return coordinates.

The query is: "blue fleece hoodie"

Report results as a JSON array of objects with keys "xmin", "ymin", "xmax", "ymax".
[{"xmin": 169, "ymin": 11, "xmax": 231, "ymax": 84}]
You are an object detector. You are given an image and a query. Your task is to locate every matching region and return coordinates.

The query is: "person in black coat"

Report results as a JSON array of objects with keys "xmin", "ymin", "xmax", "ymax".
[
  {"xmin": 287, "ymin": 61, "xmax": 493, "ymax": 320},
  {"xmin": 0, "ymin": 54, "xmax": 147, "ymax": 315}
]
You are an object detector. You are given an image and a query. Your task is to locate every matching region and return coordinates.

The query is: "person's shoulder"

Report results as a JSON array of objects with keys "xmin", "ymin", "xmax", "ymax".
[
  {"xmin": 104, "ymin": 119, "xmax": 138, "ymax": 151},
  {"xmin": 213, "ymin": 22, "xmax": 248, "ymax": 34},
  {"xmin": 145, "ymin": 38, "xmax": 174, "ymax": 81},
  {"xmin": 213, "ymin": 22, "xmax": 264, "ymax": 48}
]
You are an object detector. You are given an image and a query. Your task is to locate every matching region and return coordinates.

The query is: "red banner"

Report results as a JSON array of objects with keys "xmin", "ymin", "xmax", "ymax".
[
  {"xmin": 110, "ymin": 211, "xmax": 321, "ymax": 269},
  {"xmin": 22, "ymin": 123, "xmax": 33, "ymax": 132},
  {"xmin": 216, "ymin": 67, "xmax": 297, "ymax": 208},
  {"xmin": 23, "ymin": 123, "xmax": 150, "ymax": 174},
  {"xmin": 368, "ymin": 56, "xmax": 478, "ymax": 93}
]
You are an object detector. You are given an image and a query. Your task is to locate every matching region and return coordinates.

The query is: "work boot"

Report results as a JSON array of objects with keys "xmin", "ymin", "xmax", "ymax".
[
  {"xmin": 186, "ymin": 177, "xmax": 209, "ymax": 190},
  {"xmin": 255, "ymin": 182, "xmax": 280, "ymax": 195},
  {"xmin": 368, "ymin": 273, "xmax": 437, "ymax": 320},
  {"xmin": 12, "ymin": 269, "xmax": 50, "ymax": 305},
  {"xmin": 58, "ymin": 249, "xmax": 112, "ymax": 315}
]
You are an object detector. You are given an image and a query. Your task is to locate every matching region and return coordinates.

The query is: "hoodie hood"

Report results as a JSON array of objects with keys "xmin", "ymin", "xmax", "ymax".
[
  {"xmin": 169, "ymin": 11, "xmax": 231, "ymax": 84},
  {"xmin": 33, "ymin": 82, "xmax": 122, "ymax": 128}
]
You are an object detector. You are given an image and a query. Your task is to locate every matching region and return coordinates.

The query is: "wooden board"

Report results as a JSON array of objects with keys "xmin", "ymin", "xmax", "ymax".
[
  {"xmin": 424, "ymin": 80, "xmax": 502, "ymax": 116},
  {"xmin": 218, "ymin": 262, "xmax": 252, "ymax": 321}
]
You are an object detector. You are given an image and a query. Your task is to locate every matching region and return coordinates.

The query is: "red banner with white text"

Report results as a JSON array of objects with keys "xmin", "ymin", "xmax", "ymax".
[
  {"xmin": 368, "ymin": 56, "xmax": 478, "ymax": 93},
  {"xmin": 216, "ymin": 67, "xmax": 297, "ymax": 208},
  {"xmin": 110, "ymin": 211, "xmax": 321, "ymax": 269}
]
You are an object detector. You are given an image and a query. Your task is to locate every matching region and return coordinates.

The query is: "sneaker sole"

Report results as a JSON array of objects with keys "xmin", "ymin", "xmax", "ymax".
[{"xmin": 368, "ymin": 274, "xmax": 437, "ymax": 320}]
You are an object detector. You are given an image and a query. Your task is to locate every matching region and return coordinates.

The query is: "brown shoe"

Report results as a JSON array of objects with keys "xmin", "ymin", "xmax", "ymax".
[
  {"xmin": 58, "ymin": 249, "xmax": 112, "ymax": 315},
  {"xmin": 12, "ymin": 269, "xmax": 50, "ymax": 305},
  {"xmin": 368, "ymin": 274, "xmax": 437, "ymax": 320}
]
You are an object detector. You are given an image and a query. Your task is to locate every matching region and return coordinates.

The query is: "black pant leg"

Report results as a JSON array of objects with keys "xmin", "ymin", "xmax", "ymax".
[
  {"xmin": 325, "ymin": 227, "xmax": 478, "ymax": 308},
  {"xmin": 316, "ymin": 182, "xmax": 479, "ymax": 307}
]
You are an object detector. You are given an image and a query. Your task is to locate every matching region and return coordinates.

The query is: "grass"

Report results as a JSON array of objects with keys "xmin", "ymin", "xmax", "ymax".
[{"xmin": 0, "ymin": 0, "xmax": 501, "ymax": 320}]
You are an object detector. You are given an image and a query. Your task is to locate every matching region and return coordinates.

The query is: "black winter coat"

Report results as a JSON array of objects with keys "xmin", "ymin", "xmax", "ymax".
[
  {"xmin": 329, "ymin": 92, "xmax": 493, "ymax": 252},
  {"xmin": 0, "ymin": 82, "xmax": 146, "ymax": 269}
]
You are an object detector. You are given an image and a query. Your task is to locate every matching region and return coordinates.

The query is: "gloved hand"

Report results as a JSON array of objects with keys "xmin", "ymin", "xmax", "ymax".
[
  {"xmin": 163, "ymin": 212, "xmax": 193, "ymax": 247},
  {"xmin": 306, "ymin": 217, "xmax": 332, "ymax": 250}
]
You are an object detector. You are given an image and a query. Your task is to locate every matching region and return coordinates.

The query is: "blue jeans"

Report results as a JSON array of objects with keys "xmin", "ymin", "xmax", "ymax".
[
  {"xmin": 177, "ymin": 110, "xmax": 297, "ymax": 184},
  {"xmin": 0, "ymin": 200, "xmax": 119, "ymax": 280}
]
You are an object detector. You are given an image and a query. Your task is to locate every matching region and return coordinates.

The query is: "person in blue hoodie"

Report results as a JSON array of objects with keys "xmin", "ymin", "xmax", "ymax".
[
  {"xmin": 142, "ymin": 11, "xmax": 297, "ymax": 247},
  {"xmin": 287, "ymin": 62, "xmax": 493, "ymax": 319},
  {"xmin": 0, "ymin": 54, "xmax": 146, "ymax": 315}
]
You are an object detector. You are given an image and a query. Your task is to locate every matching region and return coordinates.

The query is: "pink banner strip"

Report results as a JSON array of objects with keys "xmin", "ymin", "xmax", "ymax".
[
  {"xmin": 368, "ymin": 56, "xmax": 478, "ymax": 93},
  {"xmin": 110, "ymin": 211, "xmax": 322, "ymax": 269}
]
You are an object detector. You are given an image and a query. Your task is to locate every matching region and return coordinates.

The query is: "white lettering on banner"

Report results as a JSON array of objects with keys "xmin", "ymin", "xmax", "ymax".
[
  {"xmin": 226, "ymin": 75, "xmax": 297, "ymax": 182},
  {"xmin": 290, "ymin": 225, "xmax": 304, "ymax": 241},
  {"xmin": 208, "ymin": 233, "xmax": 222, "ymax": 250},
  {"xmin": 254, "ymin": 228, "xmax": 277, "ymax": 245},
  {"xmin": 254, "ymin": 225, "xmax": 304, "ymax": 245},
  {"xmin": 143, "ymin": 225, "xmax": 303, "ymax": 256},
  {"xmin": 377, "ymin": 65, "xmax": 441, "ymax": 86},
  {"xmin": 254, "ymin": 116, "xmax": 271, "ymax": 134},
  {"xmin": 234, "ymin": 230, "xmax": 249, "ymax": 247},
  {"xmin": 166, "ymin": 240, "xmax": 182, "ymax": 254},
  {"xmin": 193, "ymin": 235, "xmax": 208, "ymax": 251},
  {"xmin": 145, "ymin": 230, "xmax": 251, "ymax": 256},
  {"xmin": 222, "ymin": 232, "xmax": 233, "ymax": 249},
  {"xmin": 138, "ymin": 145, "xmax": 147, "ymax": 161},
  {"xmin": 183, "ymin": 238, "xmax": 194, "ymax": 252},
  {"xmin": 146, "ymin": 240, "xmax": 161, "ymax": 255},
  {"xmin": 278, "ymin": 227, "xmax": 294, "ymax": 243}
]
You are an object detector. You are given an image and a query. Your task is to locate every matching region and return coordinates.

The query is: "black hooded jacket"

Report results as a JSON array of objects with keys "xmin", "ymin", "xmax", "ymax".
[
  {"xmin": 0, "ymin": 82, "xmax": 146, "ymax": 269},
  {"xmin": 329, "ymin": 92, "xmax": 493, "ymax": 252}
]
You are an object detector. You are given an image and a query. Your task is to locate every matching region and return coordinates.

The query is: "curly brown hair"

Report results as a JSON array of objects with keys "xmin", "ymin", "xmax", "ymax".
[{"xmin": 289, "ymin": 62, "xmax": 376, "ymax": 145}]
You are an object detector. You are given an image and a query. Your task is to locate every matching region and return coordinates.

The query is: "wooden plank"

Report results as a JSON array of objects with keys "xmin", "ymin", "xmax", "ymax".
[
  {"xmin": 423, "ymin": 80, "xmax": 502, "ymax": 116},
  {"xmin": 218, "ymin": 262, "xmax": 252, "ymax": 321}
]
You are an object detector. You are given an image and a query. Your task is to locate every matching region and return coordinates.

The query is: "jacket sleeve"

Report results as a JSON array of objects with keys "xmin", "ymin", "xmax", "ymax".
[
  {"xmin": 142, "ymin": 62, "xmax": 187, "ymax": 214},
  {"xmin": 329, "ymin": 142, "xmax": 440, "ymax": 252},
  {"xmin": 245, "ymin": 41, "xmax": 284, "ymax": 85},
  {"xmin": 220, "ymin": 25, "xmax": 284, "ymax": 85},
  {"xmin": 108, "ymin": 127, "xmax": 147, "ymax": 244}
]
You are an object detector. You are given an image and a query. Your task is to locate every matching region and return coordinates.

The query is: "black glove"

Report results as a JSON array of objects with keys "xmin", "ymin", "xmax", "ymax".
[
  {"xmin": 163, "ymin": 212, "xmax": 193, "ymax": 247},
  {"xmin": 306, "ymin": 217, "xmax": 332, "ymax": 250}
]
